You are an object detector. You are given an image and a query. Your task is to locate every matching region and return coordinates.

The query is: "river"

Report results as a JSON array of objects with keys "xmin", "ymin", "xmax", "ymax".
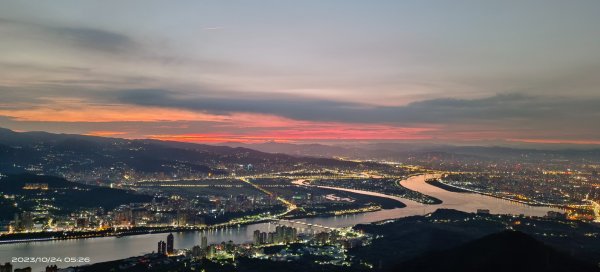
[
  {"xmin": 0, "ymin": 174, "xmax": 560, "ymax": 271},
  {"xmin": 295, "ymin": 174, "xmax": 560, "ymax": 227}
]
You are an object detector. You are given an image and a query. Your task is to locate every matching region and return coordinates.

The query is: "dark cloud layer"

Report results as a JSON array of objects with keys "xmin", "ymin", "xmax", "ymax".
[
  {"xmin": 116, "ymin": 89, "xmax": 600, "ymax": 126},
  {"xmin": 0, "ymin": 17, "xmax": 137, "ymax": 54},
  {"xmin": 48, "ymin": 26, "xmax": 137, "ymax": 53}
]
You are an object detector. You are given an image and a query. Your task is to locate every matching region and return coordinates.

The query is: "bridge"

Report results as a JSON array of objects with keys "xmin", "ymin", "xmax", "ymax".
[{"xmin": 273, "ymin": 219, "xmax": 336, "ymax": 233}]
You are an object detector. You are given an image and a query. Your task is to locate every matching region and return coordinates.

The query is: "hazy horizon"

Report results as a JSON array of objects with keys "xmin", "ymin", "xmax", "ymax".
[{"xmin": 3, "ymin": 126, "xmax": 600, "ymax": 151}]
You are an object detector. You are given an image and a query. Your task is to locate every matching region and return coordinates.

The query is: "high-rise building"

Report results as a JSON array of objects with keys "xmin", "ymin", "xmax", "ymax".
[
  {"xmin": 167, "ymin": 233, "xmax": 174, "ymax": 255},
  {"xmin": 192, "ymin": 245, "xmax": 202, "ymax": 258},
  {"xmin": 253, "ymin": 229, "xmax": 261, "ymax": 245},
  {"xmin": 267, "ymin": 232, "xmax": 274, "ymax": 244},
  {"xmin": 12, "ymin": 212, "xmax": 34, "ymax": 232},
  {"xmin": 157, "ymin": 240, "xmax": 167, "ymax": 255},
  {"xmin": 252, "ymin": 226, "xmax": 298, "ymax": 245},
  {"xmin": 260, "ymin": 232, "xmax": 267, "ymax": 244},
  {"xmin": 292, "ymin": 227, "xmax": 298, "ymax": 241},
  {"xmin": 201, "ymin": 234, "xmax": 208, "ymax": 249},
  {"xmin": 275, "ymin": 226, "xmax": 283, "ymax": 243}
]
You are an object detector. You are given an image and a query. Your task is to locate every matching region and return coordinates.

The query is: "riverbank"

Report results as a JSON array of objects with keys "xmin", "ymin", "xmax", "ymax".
[
  {"xmin": 285, "ymin": 204, "xmax": 385, "ymax": 220},
  {"xmin": 430, "ymin": 178, "xmax": 566, "ymax": 208},
  {"xmin": 425, "ymin": 179, "xmax": 472, "ymax": 193},
  {"xmin": 0, "ymin": 203, "xmax": 392, "ymax": 245},
  {"xmin": 0, "ymin": 219, "xmax": 271, "ymax": 245}
]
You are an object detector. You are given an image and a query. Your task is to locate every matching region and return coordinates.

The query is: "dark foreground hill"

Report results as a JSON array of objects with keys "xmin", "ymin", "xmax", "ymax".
[
  {"xmin": 351, "ymin": 209, "xmax": 600, "ymax": 271},
  {"xmin": 396, "ymin": 230, "xmax": 599, "ymax": 272}
]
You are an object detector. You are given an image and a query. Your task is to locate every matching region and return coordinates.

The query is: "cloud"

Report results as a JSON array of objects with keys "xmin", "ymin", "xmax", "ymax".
[
  {"xmin": 47, "ymin": 26, "xmax": 138, "ymax": 53},
  {"xmin": 0, "ymin": 17, "xmax": 138, "ymax": 54},
  {"xmin": 507, "ymin": 138, "xmax": 600, "ymax": 145},
  {"xmin": 2, "ymin": 87, "xmax": 599, "ymax": 144},
  {"xmin": 0, "ymin": 98, "xmax": 230, "ymax": 123},
  {"xmin": 114, "ymin": 89, "xmax": 600, "ymax": 126},
  {"xmin": 3, "ymin": 85, "xmax": 599, "ymax": 143},
  {"xmin": 1, "ymin": 4, "xmax": 599, "ymax": 145}
]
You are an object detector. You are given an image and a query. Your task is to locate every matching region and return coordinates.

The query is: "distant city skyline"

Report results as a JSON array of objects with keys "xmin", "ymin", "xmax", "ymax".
[{"xmin": 1, "ymin": 1, "xmax": 600, "ymax": 146}]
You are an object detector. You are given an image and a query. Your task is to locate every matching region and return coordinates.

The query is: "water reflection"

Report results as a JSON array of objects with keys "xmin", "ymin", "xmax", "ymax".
[{"xmin": 299, "ymin": 174, "xmax": 560, "ymax": 227}]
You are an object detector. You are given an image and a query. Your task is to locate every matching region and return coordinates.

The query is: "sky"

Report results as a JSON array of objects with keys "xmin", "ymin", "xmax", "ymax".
[{"xmin": 1, "ymin": 1, "xmax": 599, "ymax": 146}]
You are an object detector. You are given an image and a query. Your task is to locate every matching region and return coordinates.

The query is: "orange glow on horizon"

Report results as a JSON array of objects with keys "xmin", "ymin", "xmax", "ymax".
[
  {"xmin": 6, "ymin": 98, "xmax": 597, "ymax": 145},
  {"xmin": 84, "ymin": 131, "xmax": 129, "ymax": 137},
  {"xmin": 146, "ymin": 125, "xmax": 436, "ymax": 143},
  {"xmin": 0, "ymin": 99, "xmax": 230, "ymax": 123},
  {"xmin": 2, "ymin": 98, "xmax": 440, "ymax": 143},
  {"xmin": 507, "ymin": 138, "xmax": 600, "ymax": 145}
]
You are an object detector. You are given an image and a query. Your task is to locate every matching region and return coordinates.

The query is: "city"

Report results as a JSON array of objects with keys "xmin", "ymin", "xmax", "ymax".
[
  {"xmin": 2, "ymin": 1, "xmax": 600, "ymax": 272},
  {"xmin": 1, "ymin": 129, "xmax": 599, "ymax": 271}
]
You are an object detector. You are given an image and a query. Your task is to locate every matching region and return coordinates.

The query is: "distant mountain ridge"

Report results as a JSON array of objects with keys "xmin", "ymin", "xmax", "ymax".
[
  {"xmin": 0, "ymin": 128, "xmax": 366, "ymax": 183},
  {"xmin": 224, "ymin": 141, "xmax": 358, "ymax": 157},
  {"xmin": 224, "ymin": 140, "xmax": 600, "ymax": 161}
]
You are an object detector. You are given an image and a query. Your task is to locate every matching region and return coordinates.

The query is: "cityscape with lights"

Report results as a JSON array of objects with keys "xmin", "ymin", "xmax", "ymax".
[{"xmin": 0, "ymin": 128, "xmax": 599, "ymax": 271}]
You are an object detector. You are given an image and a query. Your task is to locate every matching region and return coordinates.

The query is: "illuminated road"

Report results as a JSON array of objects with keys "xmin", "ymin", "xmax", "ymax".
[
  {"xmin": 239, "ymin": 177, "xmax": 297, "ymax": 216},
  {"xmin": 206, "ymin": 178, "xmax": 299, "ymax": 228}
]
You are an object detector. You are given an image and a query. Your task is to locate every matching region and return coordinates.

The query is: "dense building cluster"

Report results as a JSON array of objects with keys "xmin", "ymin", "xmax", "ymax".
[
  {"xmin": 2, "ymin": 191, "xmax": 286, "ymax": 234},
  {"xmin": 253, "ymin": 226, "xmax": 298, "ymax": 245}
]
